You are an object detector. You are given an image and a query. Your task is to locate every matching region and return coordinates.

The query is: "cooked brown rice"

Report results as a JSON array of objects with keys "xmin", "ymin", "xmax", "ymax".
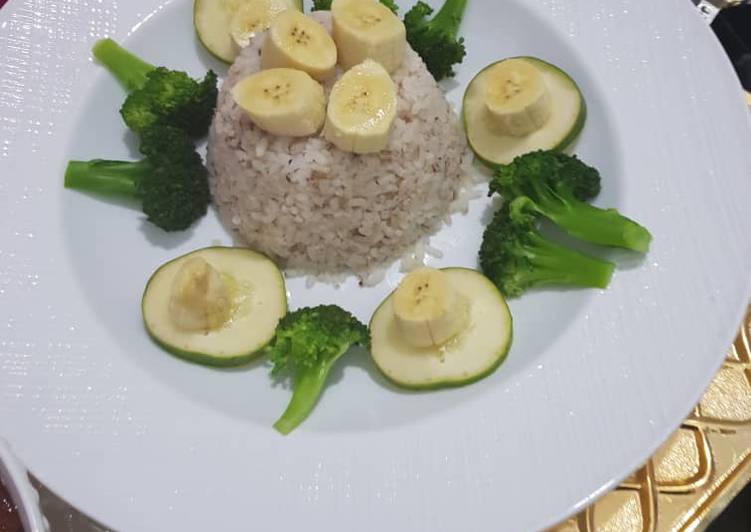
[{"xmin": 207, "ymin": 12, "xmax": 472, "ymax": 278}]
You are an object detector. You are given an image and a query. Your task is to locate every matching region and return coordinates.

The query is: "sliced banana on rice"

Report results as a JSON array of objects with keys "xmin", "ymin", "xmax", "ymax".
[
  {"xmin": 261, "ymin": 10, "xmax": 338, "ymax": 80},
  {"xmin": 229, "ymin": 0, "xmax": 291, "ymax": 50},
  {"xmin": 392, "ymin": 268, "xmax": 468, "ymax": 348},
  {"xmin": 482, "ymin": 58, "xmax": 552, "ymax": 137},
  {"xmin": 232, "ymin": 68, "xmax": 326, "ymax": 137},
  {"xmin": 331, "ymin": 0, "xmax": 406, "ymax": 73},
  {"xmin": 322, "ymin": 59, "xmax": 397, "ymax": 153}
]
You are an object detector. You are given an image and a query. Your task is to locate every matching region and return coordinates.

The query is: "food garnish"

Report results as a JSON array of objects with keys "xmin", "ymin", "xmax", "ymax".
[
  {"xmin": 369, "ymin": 267, "xmax": 512, "ymax": 389},
  {"xmin": 267, "ymin": 305, "xmax": 368, "ymax": 434},
  {"xmin": 404, "ymin": 0, "xmax": 468, "ymax": 80},
  {"xmin": 142, "ymin": 247, "xmax": 287, "ymax": 366},
  {"xmin": 232, "ymin": 68, "xmax": 326, "ymax": 137},
  {"xmin": 490, "ymin": 151, "xmax": 652, "ymax": 253},
  {"xmin": 391, "ymin": 267, "xmax": 468, "ymax": 348},
  {"xmin": 64, "ymin": 125, "xmax": 210, "ymax": 231},
  {"xmin": 479, "ymin": 201, "xmax": 616, "ymax": 298},
  {"xmin": 482, "ymin": 58, "xmax": 552, "ymax": 137},
  {"xmin": 331, "ymin": 0, "xmax": 407, "ymax": 73},
  {"xmin": 261, "ymin": 9, "xmax": 338, "ymax": 80},
  {"xmin": 463, "ymin": 57, "xmax": 585, "ymax": 166},
  {"xmin": 194, "ymin": 0, "xmax": 304, "ymax": 62},
  {"xmin": 322, "ymin": 59, "xmax": 397, "ymax": 153},
  {"xmin": 92, "ymin": 38, "xmax": 218, "ymax": 139}
]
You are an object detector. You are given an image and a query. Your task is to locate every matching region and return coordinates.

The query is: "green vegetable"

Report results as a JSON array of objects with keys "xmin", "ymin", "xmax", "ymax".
[
  {"xmin": 92, "ymin": 38, "xmax": 218, "ymax": 138},
  {"xmin": 463, "ymin": 57, "xmax": 586, "ymax": 167},
  {"xmin": 490, "ymin": 151, "xmax": 652, "ymax": 253},
  {"xmin": 141, "ymin": 247, "xmax": 287, "ymax": 367},
  {"xmin": 267, "ymin": 305, "xmax": 368, "ymax": 435},
  {"xmin": 312, "ymin": 0, "xmax": 399, "ymax": 12},
  {"xmin": 404, "ymin": 0, "xmax": 467, "ymax": 80},
  {"xmin": 479, "ymin": 199, "xmax": 615, "ymax": 298},
  {"xmin": 64, "ymin": 125, "xmax": 210, "ymax": 231},
  {"xmin": 369, "ymin": 267, "xmax": 512, "ymax": 390}
]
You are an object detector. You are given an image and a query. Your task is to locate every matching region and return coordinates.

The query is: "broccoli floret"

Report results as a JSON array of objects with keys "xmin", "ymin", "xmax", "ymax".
[
  {"xmin": 490, "ymin": 151, "xmax": 652, "ymax": 253},
  {"xmin": 404, "ymin": 0, "xmax": 467, "ymax": 80},
  {"xmin": 92, "ymin": 38, "xmax": 218, "ymax": 138},
  {"xmin": 64, "ymin": 125, "xmax": 210, "ymax": 231},
  {"xmin": 267, "ymin": 305, "xmax": 368, "ymax": 435},
  {"xmin": 312, "ymin": 0, "xmax": 398, "ymax": 12},
  {"xmin": 479, "ymin": 199, "xmax": 615, "ymax": 298}
]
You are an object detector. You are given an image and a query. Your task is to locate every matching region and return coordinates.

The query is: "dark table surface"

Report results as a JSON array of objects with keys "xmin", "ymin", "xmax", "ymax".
[{"xmin": 708, "ymin": 482, "xmax": 751, "ymax": 531}]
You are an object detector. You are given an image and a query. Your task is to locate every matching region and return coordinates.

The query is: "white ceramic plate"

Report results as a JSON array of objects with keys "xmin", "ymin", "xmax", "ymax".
[{"xmin": 1, "ymin": 0, "xmax": 751, "ymax": 530}]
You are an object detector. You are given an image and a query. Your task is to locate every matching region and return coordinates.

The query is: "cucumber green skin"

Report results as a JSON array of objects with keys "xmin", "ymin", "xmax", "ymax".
[
  {"xmin": 141, "ymin": 246, "xmax": 287, "ymax": 368},
  {"xmin": 462, "ymin": 56, "xmax": 587, "ymax": 170},
  {"xmin": 368, "ymin": 267, "xmax": 513, "ymax": 391},
  {"xmin": 144, "ymin": 326, "xmax": 270, "ymax": 368},
  {"xmin": 193, "ymin": 0, "xmax": 304, "ymax": 65}
]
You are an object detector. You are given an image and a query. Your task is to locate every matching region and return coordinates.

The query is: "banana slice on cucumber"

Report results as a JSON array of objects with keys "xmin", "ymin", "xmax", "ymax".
[
  {"xmin": 141, "ymin": 247, "xmax": 287, "ymax": 367},
  {"xmin": 369, "ymin": 268, "xmax": 513, "ymax": 390},
  {"xmin": 194, "ymin": 0, "xmax": 303, "ymax": 63},
  {"xmin": 463, "ymin": 56, "xmax": 586, "ymax": 167}
]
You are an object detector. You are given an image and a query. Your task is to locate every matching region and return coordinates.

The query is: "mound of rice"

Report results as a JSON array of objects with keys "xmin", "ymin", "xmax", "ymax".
[{"xmin": 207, "ymin": 12, "xmax": 471, "ymax": 278}]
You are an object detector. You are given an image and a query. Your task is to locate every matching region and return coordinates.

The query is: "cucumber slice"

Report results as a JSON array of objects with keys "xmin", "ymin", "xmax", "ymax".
[
  {"xmin": 463, "ymin": 56, "xmax": 586, "ymax": 167},
  {"xmin": 194, "ymin": 0, "xmax": 303, "ymax": 63},
  {"xmin": 142, "ymin": 247, "xmax": 287, "ymax": 367},
  {"xmin": 369, "ymin": 268, "xmax": 513, "ymax": 390}
]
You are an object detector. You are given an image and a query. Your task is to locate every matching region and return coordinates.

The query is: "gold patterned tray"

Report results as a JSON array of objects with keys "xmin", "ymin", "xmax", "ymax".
[{"xmin": 551, "ymin": 306, "xmax": 751, "ymax": 532}]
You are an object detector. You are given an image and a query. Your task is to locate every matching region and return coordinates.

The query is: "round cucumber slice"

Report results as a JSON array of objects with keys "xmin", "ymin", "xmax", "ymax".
[
  {"xmin": 194, "ymin": 0, "xmax": 303, "ymax": 64},
  {"xmin": 463, "ymin": 56, "xmax": 586, "ymax": 167},
  {"xmin": 142, "ymin": 247, "xmax": 287, "ymax": 367},
  {"xmin": 369, "ymin": 268, "xmax": 513, "ymax": 390}
]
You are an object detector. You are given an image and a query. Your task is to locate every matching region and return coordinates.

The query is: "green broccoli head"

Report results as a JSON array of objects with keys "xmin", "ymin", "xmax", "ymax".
[
  {"xmin": 120, "ymin": 68, "xmax": 218, "ymax": 138},
  {"xmin": 135, "ymin": 125, "xmax": 210, "ymax": 231},
  {"xmin": 404, "ymin": 0, "xmax": 467, "ymax": 80},
  {"xmin": 479, "ymin": 200, "xmax": 615, "ymax": 298},
  {"xmin": 489, "ymin": 151, "xmax": 651, "ymax": 253},
  {"xmin": 269, "ymin": 305, "xmax": 368, "ymax": 378},
  {"xmin": 490, "ymin": 150, "xmax": 601, "ymax": 202},
  {"xmin": 267, "ymin": 305, "xmax": 368, "ymax": 435},
  {"xmin": 63, "ymin": 124, "xmax": 210, "ymax": 232},
  {"xmin": 92, "ymin": 39, "xmax": 218, "ymax": 138}
]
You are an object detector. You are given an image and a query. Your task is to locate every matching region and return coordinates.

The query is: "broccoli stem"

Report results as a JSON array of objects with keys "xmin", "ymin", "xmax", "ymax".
[
  {"xmin": 273, "ymin": 361, "xmax": 336, "ymax": 435},
  {"xmin": 274, "ymin": 349, "xmax": 351, "ymax": 435},
  {"xmin": 525, "ymin": 232, "xmax": 615, "ymax": 289},
  {"xmin": 432, "ymin": 0, "xmax": 468, "ymax": 36},
  {"xmin": 64, "ymin": 159, "xmax": 148, "ymax": 196},
  {"xmin": 525, "ymin": 196, "xmax": 652, "ymax": 253},
  {"xmin": 92, "ymin": 38, "xmax": 155, "ymax": 93}
]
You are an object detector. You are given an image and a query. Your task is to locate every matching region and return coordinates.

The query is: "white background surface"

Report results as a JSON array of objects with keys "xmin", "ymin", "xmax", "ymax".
[{"xmin": 1, "ymin": 0, "xmax": 751, "ymax": 530}]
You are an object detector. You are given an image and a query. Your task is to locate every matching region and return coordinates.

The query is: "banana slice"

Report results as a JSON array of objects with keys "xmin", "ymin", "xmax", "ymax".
[
  {"xmin": 229, "ymin": 0, "xmax": 290, "ymax": 50},
  {"xmin": 483, "ymin": 58, "xmax": 552, "ymax": 137},
  {"xmin": 331, "ymin": 0, "xmax": 406, "ymax": 73},
  {"xmin": 232, "ymin": 68, "xmax": 325, "ymax": 137},
  {"xmin": 169, "ymin": 257, "xmax": 232, "ymax": 332},
  {"xmin": 322, "ymin": 59, "xmax": 397, "ymax": 153},
  {"xmin": 261, "ymin": 10, "xmax": 338, "ymax": 80},
  {"xmin": 392, "ymin": 268, "xmax": 468, "ymax": 348}
]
